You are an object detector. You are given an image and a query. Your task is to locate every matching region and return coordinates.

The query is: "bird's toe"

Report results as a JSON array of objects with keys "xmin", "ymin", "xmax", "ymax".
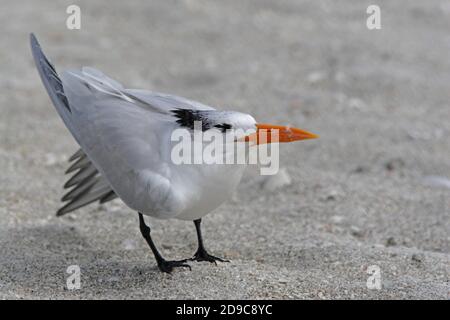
[
  {"xmin": 158, "ymin": 259, "xmax": 192, "ymax": 273},
  {"xmin": 191, "ymin": 249, "xmax": 229, "ymax": 264}
]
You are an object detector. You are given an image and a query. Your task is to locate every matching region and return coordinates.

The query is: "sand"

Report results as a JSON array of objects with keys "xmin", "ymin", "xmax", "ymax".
[{"xmin": 0, "ymin": 0, "xmax": 449, "ymax": 299}]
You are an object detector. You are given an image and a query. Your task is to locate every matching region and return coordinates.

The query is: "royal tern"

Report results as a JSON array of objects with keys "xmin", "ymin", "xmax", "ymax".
[{"xmin": 30, "ymin": 34, "xmax": 318, "ymax": 273}]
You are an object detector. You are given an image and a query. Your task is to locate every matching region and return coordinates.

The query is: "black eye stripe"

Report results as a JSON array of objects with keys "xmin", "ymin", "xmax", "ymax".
[{"xmin": 214, "ymin": 123, "xmax": 232, "ymax": 132}]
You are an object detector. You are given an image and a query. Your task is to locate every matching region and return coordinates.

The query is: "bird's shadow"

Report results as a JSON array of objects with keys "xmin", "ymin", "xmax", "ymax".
[{"xmin": 0, "ymin": 224, "xmax": 181, "ymax": 297}]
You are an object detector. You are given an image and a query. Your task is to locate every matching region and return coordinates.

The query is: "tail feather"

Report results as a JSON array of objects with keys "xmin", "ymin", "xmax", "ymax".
[
  {"xmin": 57, "ymin": 149, "xmax": 118, "ymax": 216},
  {"xmin": 63, "ymin": 164, "xmax": 98, "ymax": 189},
  {"xmin": 65, "ymin": 154, "xmax": 90, "ymax": 174}
]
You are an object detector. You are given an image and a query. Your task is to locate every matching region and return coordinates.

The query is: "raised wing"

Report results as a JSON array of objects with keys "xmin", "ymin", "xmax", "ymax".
[
  {"xmin": 31, "ymin": 34, "xmax": 120, "ymax": 215},
  {"xmin": 30, "ymin": 34, "xmax": 197, "ymax": 217},
  {"xmin": 68, "ymin": 66, "xmax": 215, "ymax": 114}
]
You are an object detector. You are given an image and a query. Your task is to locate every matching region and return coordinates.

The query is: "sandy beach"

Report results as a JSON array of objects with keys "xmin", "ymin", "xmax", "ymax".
[{"xmin": 0, "ymin": 0, "xmax": 449, "ymax": 299}]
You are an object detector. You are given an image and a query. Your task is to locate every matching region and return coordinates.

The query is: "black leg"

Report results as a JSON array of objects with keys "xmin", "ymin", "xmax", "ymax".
[
  {"xmin": 138, "ymin": 213, "xmax": 191, "ymax": 273},
  {"xmin": 191, "ymin": 218, "xmax": 229, "ymax": 264}
]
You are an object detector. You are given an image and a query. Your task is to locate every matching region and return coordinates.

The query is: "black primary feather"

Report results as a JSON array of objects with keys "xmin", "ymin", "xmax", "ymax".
[
  {"xmin": 30, "ymin": 33, "xmax": 71, "ymax": 113},
  {"xmin": 57, "ymin": 149, "xmax": 117, "ymax": 216}
]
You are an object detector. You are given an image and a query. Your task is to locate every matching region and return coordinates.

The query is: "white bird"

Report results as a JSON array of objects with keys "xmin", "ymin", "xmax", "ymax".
[{"xmin": 30, "ymin": 34, "xmax": 318, "ymax": 272}]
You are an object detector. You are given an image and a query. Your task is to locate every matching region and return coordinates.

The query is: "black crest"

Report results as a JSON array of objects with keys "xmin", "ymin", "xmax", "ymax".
[
  {"xmin": 171, "ymin": 109, "xmax": 211, "ymax": 131},
  {"xmin": 214, "ymin": 123, "xmax": 232, "ymax": 132}
]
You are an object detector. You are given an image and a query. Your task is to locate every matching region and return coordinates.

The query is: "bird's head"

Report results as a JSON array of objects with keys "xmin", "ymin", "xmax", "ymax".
[
  {"xmin": 171, "ymin": 109, "xmax": 318, "ymax": 144},
  {"xmin": 207, "ymin": 111, "xmax": 318, "ymax": 145}
]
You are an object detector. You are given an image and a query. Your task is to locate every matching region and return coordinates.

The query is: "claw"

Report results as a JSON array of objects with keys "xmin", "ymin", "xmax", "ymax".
[
  {"xmin": 190, "ymin": 249, "xmax": 229, "ymax": 264},
  {"xmin": 158, "ymin": 259, "xmax": 192, "ymax": 273}
]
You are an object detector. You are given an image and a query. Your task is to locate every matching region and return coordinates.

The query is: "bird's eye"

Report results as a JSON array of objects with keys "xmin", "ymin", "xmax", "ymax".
[{"xmin": 214, "ymin": 123, "xmax": 232, "ymax": 132}]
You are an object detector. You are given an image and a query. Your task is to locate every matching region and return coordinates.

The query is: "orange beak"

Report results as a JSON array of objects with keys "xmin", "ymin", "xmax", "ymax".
[{"xmin": 244, "ymin": 123, "xmax": 319, "ymax": 145}]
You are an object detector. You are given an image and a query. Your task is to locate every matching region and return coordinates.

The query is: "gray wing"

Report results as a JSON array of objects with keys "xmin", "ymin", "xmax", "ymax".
[
  {"xmin": 30, "ymin": 34, "xmax": 117, "ymax": 215},
  {"xmin": 124, "ymin": 89, "xmax": 215, "ymax": 112},
  {"xmin": 30, "ymin": 34, "xmax": 193, "ymax": 217}
]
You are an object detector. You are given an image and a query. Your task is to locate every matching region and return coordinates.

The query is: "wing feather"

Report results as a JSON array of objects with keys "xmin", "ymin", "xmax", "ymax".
[
  {"xmin": 65, "ymin": 154, "xmax": 90, "ymax": 174},
  {"xmin": 58, "ymin": 149, "xmax": 117, "ymax": 216}
]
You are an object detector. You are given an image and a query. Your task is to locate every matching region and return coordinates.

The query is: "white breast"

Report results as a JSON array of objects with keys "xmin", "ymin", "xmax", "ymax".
[
  {"xmin": 168, "ymin": 163, "xmax": 247, "ymax": 221},
  {"xmin": 125, "ymin": 128, "xmax": 248, "ymax": 221}
]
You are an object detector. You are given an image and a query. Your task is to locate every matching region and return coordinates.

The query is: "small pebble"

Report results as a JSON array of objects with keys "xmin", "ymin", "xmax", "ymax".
[
  {"xmin": 261, "ymin": 168, "xmax": 292, "ymax": 191},
  {"xmin": 421, "ymin": 176, "xmax": 450, "ymax": 189},
  {"xmin": 44, "ymin": 153, "xmax": 65, "ymax": 166},
  {"xmin": 307, "ymin": 71, "xmax": 326, "ymax": 84},
  {"xmin": 122, "ymin": 239, "xmax": 137, "ymax": 251},
  {"xmin": 385, "ymin": 158, "xmax": 405, "ymax": 171},
  {"xmin": 352, "ymin": 166, "xmax": 369, "ymax": 174},
  {"xmin": 330, "ymin": 215, "xmax": 345, "ymax": 224},
  {"xmin": 386, "ymin": 237, "xmax": 397, "ymax": 247},
  {"xmin": 348, "ymin": 98, "xmax": 367, "ymax": 110},
  {"xmin": 412, "ymin": 253, "xmax": 424, "ymax": 263},
  {"xmin": 350, "ymin": 226, "xmax": 363, "ymax": 237},
  {"xmin": 321, "ymin": 189, "xmax": 340, "ymax": 201}
]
